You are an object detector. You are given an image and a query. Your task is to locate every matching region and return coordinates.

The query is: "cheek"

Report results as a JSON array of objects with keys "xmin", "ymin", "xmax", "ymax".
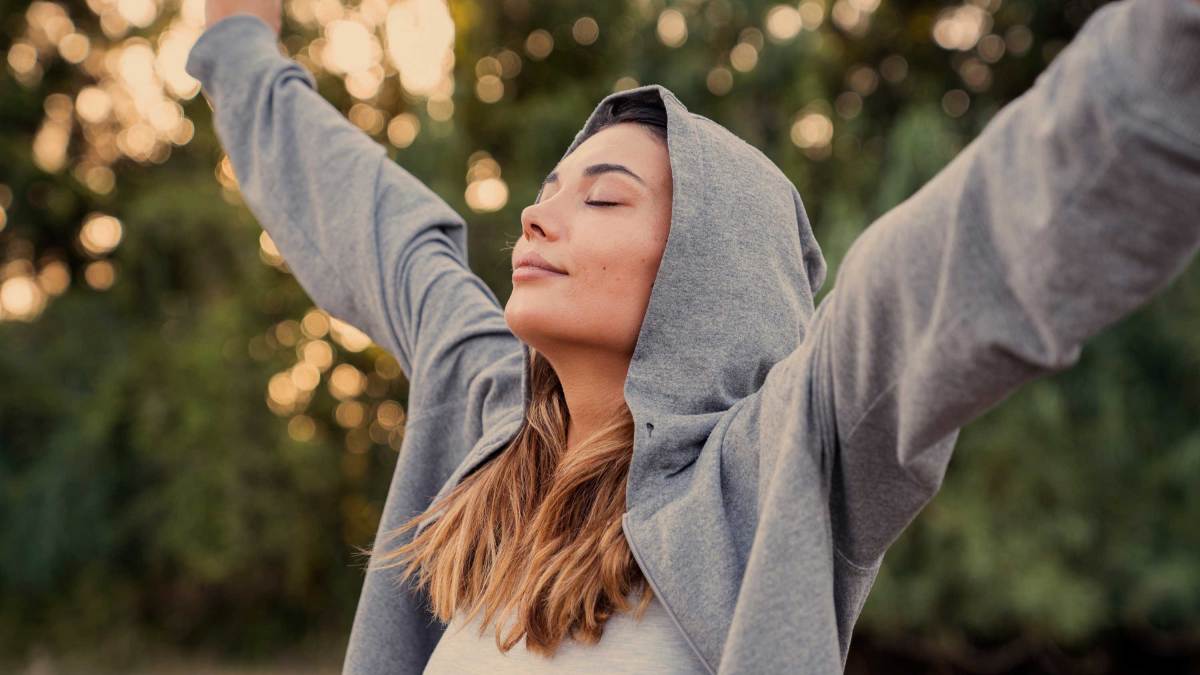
[{"xmin": 582, "ymin": 240, "xmax": 663, "ymax": 304}]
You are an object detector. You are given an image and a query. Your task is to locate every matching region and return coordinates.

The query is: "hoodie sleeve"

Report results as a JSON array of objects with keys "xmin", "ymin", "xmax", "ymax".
[
  {"xmin": 185, "ymin": 15, "xmax": 520, "ymax": 421},
  {"xmin": 797, "ymin": 0, "xmax": 1200, "ymax": 570}
]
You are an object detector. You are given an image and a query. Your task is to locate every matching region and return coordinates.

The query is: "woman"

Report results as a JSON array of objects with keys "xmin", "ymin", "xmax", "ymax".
[{"xmin": 186, "ymin": 0, "xmax": 1200, "ymax": 672}]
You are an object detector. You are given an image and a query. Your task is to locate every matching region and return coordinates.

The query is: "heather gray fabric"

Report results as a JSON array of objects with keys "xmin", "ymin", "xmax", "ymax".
[
  {"xmin": 423, "ymin": 593, "xmax": 707, "ymax": 674},
  {"xmin": 185, "ymin": 1, "xmax": 1200, "ymax": 672}
]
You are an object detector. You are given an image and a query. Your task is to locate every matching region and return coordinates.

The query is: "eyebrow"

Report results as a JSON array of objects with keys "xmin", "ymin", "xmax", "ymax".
[{"xmin": 541, "ymin": 162, "xmax": 647, "ymax": 189}]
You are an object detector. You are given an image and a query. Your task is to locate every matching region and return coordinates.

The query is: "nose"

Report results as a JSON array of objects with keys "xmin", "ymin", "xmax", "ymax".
[{"xmin": 520, "ymin": 196, "xmax": 560, "ymax": 242}]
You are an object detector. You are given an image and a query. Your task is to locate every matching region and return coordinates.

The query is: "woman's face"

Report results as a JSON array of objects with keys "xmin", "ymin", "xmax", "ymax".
[{"xmin": 505, "ymin": 122, "xmax": 673, "ymax": 360}]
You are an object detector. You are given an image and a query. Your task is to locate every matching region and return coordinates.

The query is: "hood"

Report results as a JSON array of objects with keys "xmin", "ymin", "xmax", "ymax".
[{"xmin": 517, "ymin": 83, "xmax": 827, "ymax": 489}]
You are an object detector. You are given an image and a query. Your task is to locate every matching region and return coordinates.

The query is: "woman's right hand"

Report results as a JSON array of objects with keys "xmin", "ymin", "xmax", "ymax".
[{"xmin": 203, "ymin": 0, "xmax": 282, "ymax": 36}]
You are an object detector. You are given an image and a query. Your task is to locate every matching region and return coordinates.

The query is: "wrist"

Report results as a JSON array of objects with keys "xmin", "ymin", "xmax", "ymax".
[{"xmin": 204, "ymin": 0, "xmax": 281, "ymax": 36}]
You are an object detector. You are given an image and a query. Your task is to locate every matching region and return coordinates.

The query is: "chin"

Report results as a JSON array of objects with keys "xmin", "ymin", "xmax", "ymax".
[
  {"xmin": 504, "ymin": 300, "xmax": 556, "ymax": 345},
  {"xmin": 505, "ymin": 304, "xmax": 590, "ymax": 354}
]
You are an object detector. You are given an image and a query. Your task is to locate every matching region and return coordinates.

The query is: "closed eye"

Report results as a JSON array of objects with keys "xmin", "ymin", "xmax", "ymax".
[{"xmin": 585, "ymin": 201, "xmax": 621, "ymax": 207}]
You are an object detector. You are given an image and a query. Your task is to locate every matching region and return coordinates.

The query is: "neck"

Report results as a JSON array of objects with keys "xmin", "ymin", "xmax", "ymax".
[{"xmin": 540, "ymin": 345, "xmax": 631, "ymax": 453}]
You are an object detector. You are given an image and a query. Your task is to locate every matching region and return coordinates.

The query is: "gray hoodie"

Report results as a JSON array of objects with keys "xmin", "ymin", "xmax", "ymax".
[{"xmin": 184, "ymin": 0, "xmax": 1200, "ymax": 671}]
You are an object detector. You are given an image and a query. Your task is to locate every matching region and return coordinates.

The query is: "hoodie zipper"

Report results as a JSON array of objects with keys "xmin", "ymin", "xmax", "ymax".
[{"xmin": 621, "ymin": 512, "xmax": 717, "ymax": 675}]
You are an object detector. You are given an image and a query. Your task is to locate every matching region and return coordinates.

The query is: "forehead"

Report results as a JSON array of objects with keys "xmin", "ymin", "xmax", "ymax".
[{"xmin": 557, "ymin": 123, "xmax": 670, "ymax": 183}]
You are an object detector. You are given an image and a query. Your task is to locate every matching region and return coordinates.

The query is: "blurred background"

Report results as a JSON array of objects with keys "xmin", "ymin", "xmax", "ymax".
[{"xmin": 1, "ymin": 0, "xmax": 1198, "ymax": 672}]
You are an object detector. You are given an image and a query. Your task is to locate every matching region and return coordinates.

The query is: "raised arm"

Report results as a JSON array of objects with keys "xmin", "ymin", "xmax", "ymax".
[
  {"xmin": 733, "ymin": 0, "xmax": 1200, "ymax": 576},
  {"xmin": 185, "ymin": 15, "xmax": 521, "ymax": 421},
  {"xmin": 811, "ymin": 0, "xmax": 1200, "ymax": 569}
]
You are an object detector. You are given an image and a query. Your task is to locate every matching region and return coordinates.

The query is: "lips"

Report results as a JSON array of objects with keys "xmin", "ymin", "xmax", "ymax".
[
  {"xmin": 512, "ymin": 266, "xmax": 566, "ymax": 281},
  {"xmin": 513, "ymin": 250, "xmax": 567, "ymax": 275}
]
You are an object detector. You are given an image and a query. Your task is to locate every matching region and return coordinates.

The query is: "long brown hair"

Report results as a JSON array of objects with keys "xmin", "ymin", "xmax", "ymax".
[
  {"xmin": 369, "ymin": 347, "xmax": 653, "ymax": 656},
  {"xmin": 368, "ymin": 83, "xmax": 671, "ymax": 660}
]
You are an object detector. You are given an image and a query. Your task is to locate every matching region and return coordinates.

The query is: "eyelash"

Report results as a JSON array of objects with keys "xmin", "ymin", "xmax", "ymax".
[{"xmin": 534, "ymin": 187, "xmax": 620, "ymax": 207}]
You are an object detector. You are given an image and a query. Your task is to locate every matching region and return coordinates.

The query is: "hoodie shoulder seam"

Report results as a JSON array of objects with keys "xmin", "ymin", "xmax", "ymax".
[{"xmin": 833, "ymin": 544, "xmax": 882, "ymax": 574}]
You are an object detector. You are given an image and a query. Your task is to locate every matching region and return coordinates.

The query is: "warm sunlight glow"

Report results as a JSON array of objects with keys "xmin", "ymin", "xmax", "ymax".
[
  {"xmin": 657, "ymin": 9, "xmax": 687, "ymax": 48},
  {"xmin": 765, "ymin": 5, "xmax": 803, "ymax": 42},
  {"xmin": 79, "ymin": 213, "xmax": 123, "ymax": 255},
  {"xmin": 385, "ymin": 0, "xmax": 455, "ymax": 96}
]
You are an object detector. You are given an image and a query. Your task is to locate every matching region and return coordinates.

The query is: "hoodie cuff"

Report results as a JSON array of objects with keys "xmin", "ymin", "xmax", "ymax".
[
  {"xmin": 185, "ymin": 14, "xmax": 310, "ymax": 107},
  {"xmin": 1095, "ymin": 0, "xmax": 1200, "ymax": 143}
]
